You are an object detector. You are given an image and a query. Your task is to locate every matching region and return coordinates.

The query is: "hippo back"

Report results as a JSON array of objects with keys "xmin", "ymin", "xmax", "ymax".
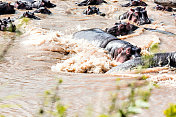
[
  {"xmin": 18, "ymin": 0, "xmax": 34, "ymax": 3},
  {"xmin": 73, "ymin": 28, "xmax": 120, "ymax": 48},
  {"xmin": 106, "ymin": 52, "xmax": 176, "ymax": 73}
]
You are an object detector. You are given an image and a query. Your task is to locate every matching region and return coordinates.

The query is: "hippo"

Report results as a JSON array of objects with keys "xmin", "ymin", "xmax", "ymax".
[
  {"xmin": 121, "ymin": 0, "xmax": 147, "ymax": 7},
  {"xmin": 105, "ymin": 22, "xmax": 139, "ymax": 36},
  {"xmin": 34, "ymin": 7, "xmax": 52, "ymax": 14},
  {"xmin": 106, "ymin": 52, "xmax": 176, "ymax": 73},
  {"xmin": 19, "ymin": 11, "xmax": 41, "ymax": 20},
  {"xmin": 154, "ymin": 0, "xmax": 176, "ymax": 8},
  {"xmin": 73, "ymin": 28, "xmax": 141, "ymax": 63},
  {"xmin": 0, "ymin": 17, "xmax": 16, "ymax": 32},
  {"xmin": 32, "ymin": 0, "xmax": 56, "ymax": 8},
  {"xmin": 0, "ymin": 1, "xmax": 15, "ymax": 15},
  {"xmin": 154, "ymin": 4, "xmax": 173, "ymax": 12},
  {"xmin": 76, "ymin": 0, "xmax": 107, "ymax": 6},
  {"xmin": 119, "ymin": 7, "xmax": 151, "ymax": 25},
  {"xmin": 83, "ymin": 6, "xmax": 105, "ymax": 16},
  {"xmin": 15, "ymin": 0, "xmax": 33, "ymax": 10},
  {"xmin": 15, "ymin": 0, "xmax": 56, "ymax": 10}
]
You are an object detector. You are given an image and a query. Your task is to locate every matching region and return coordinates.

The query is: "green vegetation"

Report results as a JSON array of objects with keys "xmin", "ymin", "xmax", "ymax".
[
  {"xmin": 164, "ymin": 104, "xmax": 176, "ymax": 117},
  {"xmin": 17, "ymin": 17, "xmax": 30, "ymax": 29},
  {"xmin": 5, "ymin": 23, "xmax": 16, "ymax": 32},
  {"xmin": 134, "ymin": 43, "xmax": 160, "ymax": 72},
  {"xmin": 38, "ymin": 79, "xmax": 152, "ymax": 117},
  {"xmin": 98, "ymin": 80, "xmax": 152, "ymax": 117},
  {"xmin": 149, "ymin": 43, "xmax": 159, "ymax": 54},
  {"xmin": 38, "ymin": 79, "xmax": 67, "ymax": 117},
  {"xmin": 15, "ymin": 17, "xmax": 30, "ymax": 35}
]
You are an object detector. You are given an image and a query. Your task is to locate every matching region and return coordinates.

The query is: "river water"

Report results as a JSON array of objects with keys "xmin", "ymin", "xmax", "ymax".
[{"xmin": 0, "ymin": 0, "xmax": 176, "ymax": 117}]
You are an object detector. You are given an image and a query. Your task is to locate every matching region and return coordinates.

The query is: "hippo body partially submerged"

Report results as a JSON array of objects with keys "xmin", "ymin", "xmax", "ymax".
[
  {"xmin": 15, "ymin": 0, "xmax": 56, "ymax": 10},
  {"xmin": 19, "ymin": 11, "xmax": 41, "ymax": 20},
  {"xmin": 121, "ymin": 0, "xmax": 147, "ymax": 7},
  {"xmin": 107, "ymin": 52, "xmax": 176, "ymax": 73},
  {"xmin": 105, "ymin": 22, "xmax": 139, "ymax": 36},
  {"xmin": 154, "ymin": 0, "xmax": 176, "ymax": 8},
  {"xmin": 34, "ymin": 7, "xmax": 52, "ymax": 14},
  {"xmin": 15, "ymin": 0, "xmax": 33, "ymax": 10},
  {"xmin": 154, "ymin": 4, "xmax": 173, "ymax": 12},
  {"xmin": 119, "ymin": 7, "xmax": 151, "ymax": 25},
  {"xmin": 83, "ymin": 6, "xmax": 105, "ymax": 16},
  {"xmin": 0, "ymin": 2, "xmax": 15, "ymax": 15},
  {"xmin": 32, "ymin": 0, "xmax": 56, "ymax": 8},
  {"xmin": 76, "ymin": 0, "xmax": 107, "ymax": 6},
  {"xmin": 73, "ymin": 28, "xmax": 141, "ymax": 63},
  {"xmin": 0, "ymin": 17, "xmax": 16, "ymax": 32}
]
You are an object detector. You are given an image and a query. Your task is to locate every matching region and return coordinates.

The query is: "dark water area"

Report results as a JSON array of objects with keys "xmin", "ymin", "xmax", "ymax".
[{"xmin": 0, "ymin": 0, "xmax": 176, "ymax": 117}]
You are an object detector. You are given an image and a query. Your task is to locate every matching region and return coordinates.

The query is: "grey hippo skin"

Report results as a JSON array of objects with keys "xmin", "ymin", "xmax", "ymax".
[
  {"xmin": 154, "ymin": 0, "xmax": 176, "ymax": 8},
  {"xmin": 0, "ymin": 1, "xmax": 15, "ymax": 15},
  {"xmin": 106, "ymin": 52, "xmax": 176, "ymax": 73},
  {"xmin": 15, "ymin": 0, "xmax": 56, "ymax": 10},
  {"xmin": 73, "ymin": 28, "xmax": 141, "ymax": 63},
  {"xmin": 76, "ymin": 0, "xmax": 107, "ymax": 6}
]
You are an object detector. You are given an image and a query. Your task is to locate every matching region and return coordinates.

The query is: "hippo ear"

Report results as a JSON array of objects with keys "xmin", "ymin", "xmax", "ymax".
[
  {"xmin": 137, "ymin": 47, "xmax": 141, "ymax": 53},
  {"xmin": 126, "ymin": 47, "xmax": 131, "ymax": 55}
]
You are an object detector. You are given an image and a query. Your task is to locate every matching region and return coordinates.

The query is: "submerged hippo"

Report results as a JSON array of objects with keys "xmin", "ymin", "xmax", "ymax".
[
  {"xmin": 83, "ymin": 6, "xmax": 105, "ymax": 16},
  {"xmin": 0, "ymin": 1, "xmax": 15, "ymax": 15},
  {"xmin": 121, "ymin": 0, "xmax": 147, "ymax": 7},
  {"xmin": 76, "ymin": 0, "xmax": 107, "ymax": 6},
  {"xmin": 105, "ymin": 22, "xmax": 139, "ymax": 36},
  {"xmin": 119, "ymin": 7, "xmax": 151, "ymax": 25},
  {"xmin": 15, "ymin": 0, "xmax": 33, "ymax": 10},
  {"xmin": 15, "ymin": 0, "xmax": 56, "ymax": 10},
  {"xmin": 73, "ymin": 28, "xmax": 141, "ymax": 63},
  {"xmin": 154, "ymin": 4, "xmax": 173, "ymax": 12},
  {"xmin": 106, "ymin": 52, "xmax": 176, "ymax": 73},
  {"xmin": 19, "ymin": 11, "xmax": 41, "ymax": 20},
  {"xmin": 0, "ymin": 17, "xmax": 16, "ymax": 32},
  {"xmin": 154, "ymin": 0, "xmax": 176, "ymax": 8},
  {"xmin": 34, "ymin": 7, "xmax": 52, "ymax": 14},
  {"xmin": 32, "ymin": 0, "xmax": 56, "ymax": 8}
]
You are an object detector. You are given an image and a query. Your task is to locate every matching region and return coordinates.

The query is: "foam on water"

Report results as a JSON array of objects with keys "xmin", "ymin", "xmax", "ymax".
[{"xmin": 22, "ymin": 26, "xmax": 119, "ymax": 73}]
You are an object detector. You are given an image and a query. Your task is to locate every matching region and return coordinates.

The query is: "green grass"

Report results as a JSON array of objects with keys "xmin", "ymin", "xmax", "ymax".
[{"xmin": 164, "ymin": 104, "xmax": 176, "ymax": 117}]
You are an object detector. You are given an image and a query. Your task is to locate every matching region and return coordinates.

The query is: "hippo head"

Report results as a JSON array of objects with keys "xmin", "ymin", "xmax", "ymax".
[
  {"xmin": 121, "ymin": 0, "xmax": 147, "ymax": 7},
  {"xmin": 34, "ymin": 7, "xmax": 52, "ymax": 15},
  {"xmin": 76, "ymin": 0, "xmax": 107, "ymax": 6},
  {"xmin": 132, "ymin": 0, "xmax": 147, "ymax": 6},
  {"xmin": 114, "ymin": 46, "xmax": 141, "ymax": 63},
  {"xmin": 41, "ymin": 0, "xmax": 56, "ymax": 8},
  {"xmin": 83, "ymin": 6, "xmax": 99, "ymax": 15},
  {"xmin": 119, "ymin": 7, "xmax": 151, "ymax": 25},
  {"xmin": 15, "ymin": 1, "xmax": 32, "ymax": 10},
  {"xmin": 154, "ymin": 5, "xmax": 173, "ymax": 12},
  {"xmin": 83, "ymin": 6, "xmax": 105, "ymax": 16},
  {"xmin": 22, "ymin": 11, "xmax": 41, "ymax": 20},
  {"xmin": 105, "ymin": 22, "xmax": 139, "ymax": 36}
]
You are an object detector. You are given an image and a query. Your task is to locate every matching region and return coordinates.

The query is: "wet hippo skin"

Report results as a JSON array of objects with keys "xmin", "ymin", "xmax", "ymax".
[
  {"xmin": 15, "ymin": 0, "xmax": 56, "ymax": 10},
  {"xmin": 119, "ymin": 7, "xmax": 151, "ymax": 25},
  {"xmin": 107, "ymin": 52, "xmax": 176, "ymax": 73},
  {"xmin": 0, "ymin": 1, "xmax": 15, "ymax": 15},
  {"xmin": 76, "ymin": 0, "xmax": 107, "ymax": 6},
  {"xmin": 73, "ymin": 28, "xmax": 141, "ymax": 63},
  {"xmin": 121, "ymin": 0, "xmax": 147, "ymax": 7}
]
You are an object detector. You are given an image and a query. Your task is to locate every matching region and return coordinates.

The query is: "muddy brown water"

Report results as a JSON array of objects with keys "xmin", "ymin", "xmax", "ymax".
[{"xmin": 0, "ymin": 0, "xmax": 176, "ymax": 117}]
